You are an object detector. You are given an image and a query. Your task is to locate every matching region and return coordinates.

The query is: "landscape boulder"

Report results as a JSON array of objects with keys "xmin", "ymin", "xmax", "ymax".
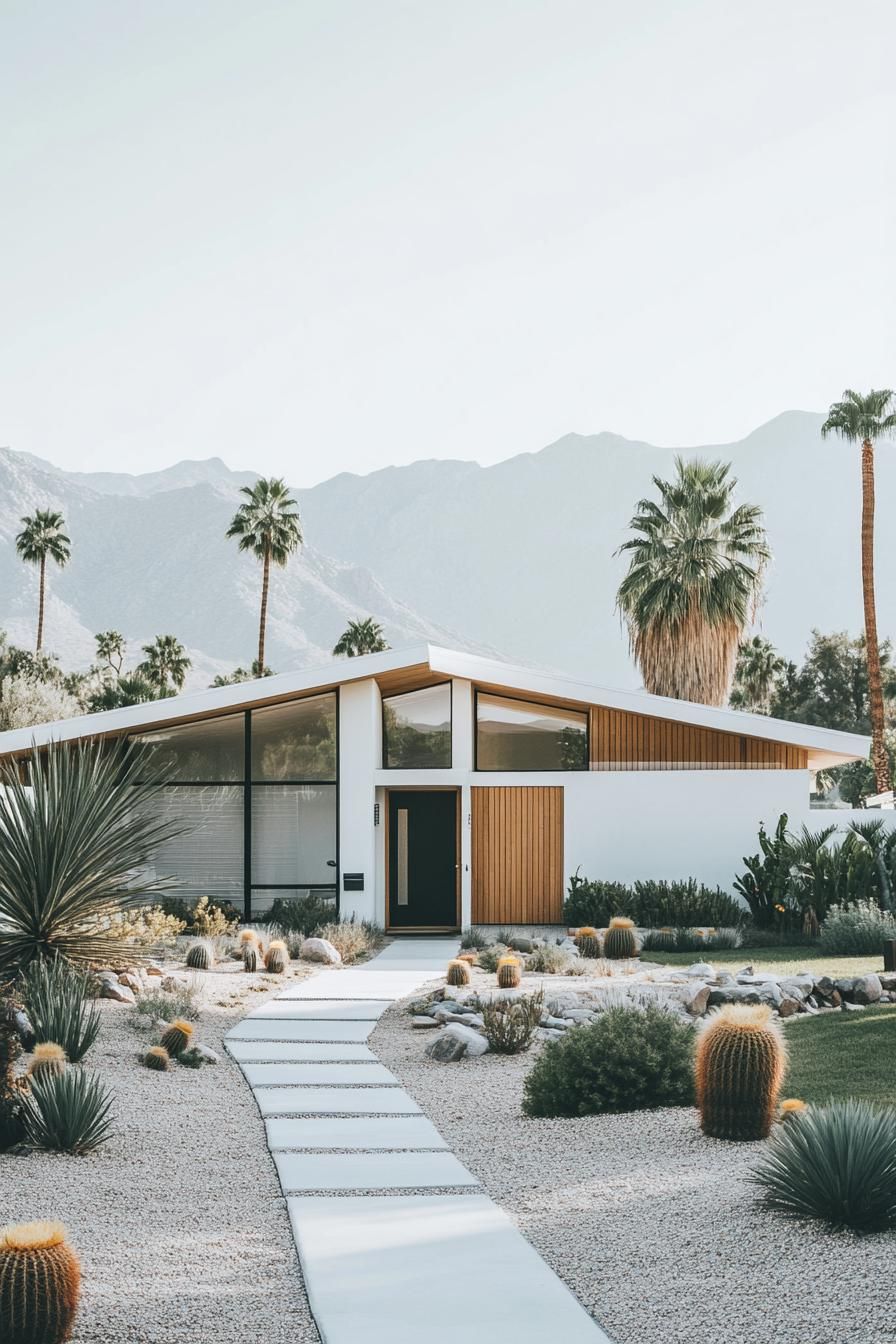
[
  {"xmin": 300, "ymin": 937, "xmax": 342, "ymax": 965},
  {"xmin": 100, "ymin": 980, "xmax": 136, "ymax": 1004},
  {"xmin": 687, "ymin": 962, "xmax": 715, "ymax": 979},
  {"xmin": 852, "ymin": 973, "xmax": 882, "ymax": 1005}
]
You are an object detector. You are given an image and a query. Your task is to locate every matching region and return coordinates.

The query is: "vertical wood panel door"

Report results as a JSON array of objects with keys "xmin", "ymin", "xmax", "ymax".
[{"xmin": 471, "ymin": 786, "xmax": 564, "ymax": 925}]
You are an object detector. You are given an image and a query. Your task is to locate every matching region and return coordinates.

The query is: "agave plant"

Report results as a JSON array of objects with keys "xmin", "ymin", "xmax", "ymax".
[
  {"xmin": 19, "ymin": 960, "xmax": 101, "ymax": 1064},
  {"xmin": 751, "ymin": 1099, "xmax": 896, "ymax": 1232},
  {"xmin": 21, "ymin": 1068, "xmax": 115, "ymax": 1154},
  {"xmin": 0, "ymin": 738, "xmax": 185, "ymax": 974}
]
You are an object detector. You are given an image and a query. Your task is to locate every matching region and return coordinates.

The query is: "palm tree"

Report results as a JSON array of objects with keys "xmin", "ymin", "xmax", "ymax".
[
  {"xmin": 226, "ymin": 478, "xmax": 302, "ymax": 673},
  {"xmin": 616, "ymin": 458, "xmax": 770, "ymax": 706},
  {"xmin": 0, "ymin": 738, "xmax": 184, "ymax": 972},
  {"xmin": 333, "ymin": 617, "xmax": 390, "ymax": 657},
  {"xmin": 15, "ymin": 510, "xmax": 71, "ymax": 652},
  {"xmin": 822, "ymin": 389, "xmax": 896, "ymax": 795},
  {"xmin": 137, "ymin": 635, "xmax": 191, "ymax": 695},
  {"xmin": 95, "ymin": 630, "xmax": 126, "ymax": 676},
  {"xmin": 729, "ymin": 636, "xmax": 785, "ymax": 714},
  {"xmin": 87, "ymin": 673, "xmax": 159, "ymax": 713}
]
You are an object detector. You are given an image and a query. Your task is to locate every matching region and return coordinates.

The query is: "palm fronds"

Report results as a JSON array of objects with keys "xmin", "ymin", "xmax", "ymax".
[{"xmin": 0, "ymin": 738, "xmax": 186, "ymax": 974}]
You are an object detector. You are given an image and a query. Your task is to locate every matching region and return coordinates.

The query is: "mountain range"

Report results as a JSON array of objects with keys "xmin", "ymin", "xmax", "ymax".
[{"xmin": 1, "ymin": 410, "xmax": 893, "ymax": 691}]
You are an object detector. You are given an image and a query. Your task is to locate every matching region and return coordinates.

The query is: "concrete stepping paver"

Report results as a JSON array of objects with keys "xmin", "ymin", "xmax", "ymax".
[
  {"xmin": 246, "ymin": 999, "xmax": 388, "ymax": 1021},
  {"xmin": 275, "ymin": 1150, "xmax": 478, "ymax": 1191},
  {"xmin": 265, "ymin": 1115, "xmax": 448, "ymax": 1151},
  {"xmin": 226, "ymin": 1040, "xmax": 376, "ymax": 1063},
  {"xmin": 253, "ymin": 1086, "xmax": 422, "ymax": 1116},
  {"xmin": 278, "ymin": 973, "xmax": 441, "ymax": 1001},
  {"xmin": 227, "ymin": 1019, "xmax": 374, "ymax": 1042},
  {"xmin": 240, "ymin": 1062, "xmax": 397, "ymax": 1087},
  {"xmin": 288, "ymin": 1195, "xmax": 611, "ymax": 1343}
]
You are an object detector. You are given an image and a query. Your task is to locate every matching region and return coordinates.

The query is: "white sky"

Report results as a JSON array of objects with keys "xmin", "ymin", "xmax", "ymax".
[{"xmin": 2, "ymin": 0, "xmax": 894, "ymax": 486}]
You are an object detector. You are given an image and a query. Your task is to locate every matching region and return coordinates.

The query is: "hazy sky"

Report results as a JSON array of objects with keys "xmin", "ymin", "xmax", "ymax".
[{"xmin": 2, "ymin": 0, "xmax": 894, "ymax": 486}]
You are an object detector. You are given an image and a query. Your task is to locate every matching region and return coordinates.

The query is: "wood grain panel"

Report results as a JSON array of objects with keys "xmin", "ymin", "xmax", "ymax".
[
  {"xmin": 471, "ymin": 786, "xmax": 563, "ymax": 925},
  {"xmin": 588, "ymin": 707, "xmax": 808, "ymax": 771}
]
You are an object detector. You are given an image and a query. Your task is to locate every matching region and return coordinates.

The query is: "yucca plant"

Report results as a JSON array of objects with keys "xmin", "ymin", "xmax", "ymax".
[
  {"xmin": 752, "ymin": 1100, "xmax": 896, "ymax": 1231},
  {"xmin": 22, "ymin": 1068, "xmax": 114, "ymax": 1154},
  {"xmin": 19, "ymin": 958, "xmax": 101, "ymax": 1064},
  {"xmin": 0, "ymin": 738, "xmax": 184, "ymax": 975},
  {"xmin": 0, "ymin": 1220, "xmax": 81, "ymax": 1344}
]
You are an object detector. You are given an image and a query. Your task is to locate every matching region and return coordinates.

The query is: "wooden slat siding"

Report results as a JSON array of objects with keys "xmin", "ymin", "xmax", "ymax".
[
  {"xmin": 471, "ymin": 787, "xmax": 564, "ymax": 925},
  {"xmin": 588, "ymin": 707, "xmax": 809, "ymax": 771}
]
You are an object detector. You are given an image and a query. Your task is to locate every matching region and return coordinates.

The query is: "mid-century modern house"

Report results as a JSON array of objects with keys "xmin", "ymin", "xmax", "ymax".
[{"xmin": 0, "ymin": 645, "xmax": 871, "ymax": 930}]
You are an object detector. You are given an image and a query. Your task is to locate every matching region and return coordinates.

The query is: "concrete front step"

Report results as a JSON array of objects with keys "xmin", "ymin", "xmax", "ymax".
[
  {"xmin": 226, "ymin": 1040, "xmax": 377, "ymax": 1064},
  {"xmin": 253, "ymin": 1086, "xmax": 422, "ymax": 1116},
  {"xmin": 246, "ymin": 999, "xmax": 388, "ymax": 1021},
  {"xmin": 288, "ymin": 1195, "xmax": 611, "ymax": 1343},
  {"xmin": 227, "ymin": 1019, "xmax": 374, "ymax": 1043},
  {"xmin": 265, "ymin": 1115, "xmax": 448, "ymax": 1151},
  {"xmin": 239, "ymin": 1062, "xmax": 397, "ymax": 1087},
  {"xmin": 274, "ymin": 1150, "xmax": 478, "ymax": 1191}
]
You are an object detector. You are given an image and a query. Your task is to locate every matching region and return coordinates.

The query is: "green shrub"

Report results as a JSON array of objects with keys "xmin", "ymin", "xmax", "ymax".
[
  {"xmin": 460, "ymin": 927, "xmax": 490, "ymax": 950},
  {"xmin": 526, "ymin": 943, "xmax": 571, "ymax": 974},
  {"xmin": 751, "ymin": 1100, "xmax": 896, "ymax": 1231},
  {"xmin": 316, "ymin": 920, "xmax": 383, "ymax": 964},
  {"xmin": 522, "ymin": 1003, "xmax": 695, "ymax": 1117},
  {"xmin": 819, "ymin": 900, "xmax": 896, "ymax": 956},
  {"xmin": 261, "ymin": 894, "xmax": 335, "ymax": 936},
  {"xmin": 0, "ymin": 997, "xmax": 25, "ymax": 1151},
  {"xmin": 476, "ymin": 944, "xmax": 510, "ymax": 974},
  {"xmin": 481, "ymin": 991, "xmax": 544, "ymax": 1054},
  {"xmin": 22, "ymin": 1068, "xmax": 115, "ymax": 1154},
  {"xmin": 132, "ymin": 982, "xmax": 201, "ymax": 1026},
  {"xmin": 19, "ymin": 960, "xmax": 101, "ymax": 1064},
  {"xmin": 564, "ymin": 871, "xmax": 745, "ymax": 929}
]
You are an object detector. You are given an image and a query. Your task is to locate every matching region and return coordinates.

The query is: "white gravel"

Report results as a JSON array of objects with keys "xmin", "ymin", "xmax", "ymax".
[
  {"xmin": 373, "ymin": 975, "xmax": 896, "ymax": 1344},
  {"xmin": 2, "ymin": 960, "xmax": 322, "ymax": 1344}
]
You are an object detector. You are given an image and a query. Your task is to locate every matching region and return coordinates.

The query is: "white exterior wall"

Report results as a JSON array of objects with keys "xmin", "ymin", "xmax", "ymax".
[{"xmin": 337, "ymin": 680, "xmax": 381, "ymax": 923}]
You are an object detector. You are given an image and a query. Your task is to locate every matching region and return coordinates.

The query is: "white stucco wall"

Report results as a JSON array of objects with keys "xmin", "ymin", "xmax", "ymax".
[{"xmin": 337, "ymin": 680, "xmax": 380, "ymax": 923}]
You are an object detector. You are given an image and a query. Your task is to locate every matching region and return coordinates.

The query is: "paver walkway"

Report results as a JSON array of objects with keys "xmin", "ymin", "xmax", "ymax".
[{"xmin": 226, "ymin": 937, "xmax": 611, "ymax": 1343}]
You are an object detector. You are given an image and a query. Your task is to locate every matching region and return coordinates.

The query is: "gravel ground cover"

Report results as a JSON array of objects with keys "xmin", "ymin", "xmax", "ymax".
[
  {"xmin": 374, "ymin": 974, "xmax": 896, "ymax": 1344},
  {"xmin": 2, "ymin": 957, "xmax": 322, "ymax": 1344}
]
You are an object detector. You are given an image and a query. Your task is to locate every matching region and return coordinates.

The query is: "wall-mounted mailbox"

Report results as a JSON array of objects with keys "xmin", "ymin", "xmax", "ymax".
[{"xmin": 343, "ymin": 872, "xmax": 365, "ymax": 891}]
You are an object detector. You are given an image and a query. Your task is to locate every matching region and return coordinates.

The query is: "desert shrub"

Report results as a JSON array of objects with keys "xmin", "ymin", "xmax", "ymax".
[
  {"xmin": 526, "ymin": 943, "xmax": 571, "ymax": 974},
  {"xmin": 476, "ymin": 944, "xmax": 510, "ymax": 974},
  {"xmin": 132, "ymin": 981, "xmax": 201, "ymax": 1026},
  {"xmin": 190, "ymin": 897, "xmax": 238, "ymax": 939},
  {"xmin": 0, "ymin": 997, "xmax": 25, "ymax": 1150},
  {"xmin": 819, "ymin": 900, "xmax": 896, "ymax": 956},
  {"xmin": 261, "ymin": 893, "xmax": 336, "ymax": 937},
  {"xmin": 565, "ymin": 871, "xmax": 745, "ymax": 929},
  {"xmin": 522, "ymin": 1003, "xmax": 695, "ymax": 1117},
  {"xmin": 316, "ymin": 920, "xmax": 383, "ymax": 964},
  {"xmin": 19, "ymin": 960, "xmax": 100, "ymax": 1064},
  {"xmin": 103, "ymin": 904, "xmax": 186, "ymax": 946},
  {"xmin": 751, "ymin": 1100, "xmax": 896, "ymax": 1231},
  {"xmin": 22, "ymin": 1069, "xmax": 114, "ymax": 1154},
  {"xmin": 460, "ymin": 927, "xmax": 490, "ymax": 950},
  {"xmin": 481, "ymin": 990, "xmax": 544, "ymax": 1055}
]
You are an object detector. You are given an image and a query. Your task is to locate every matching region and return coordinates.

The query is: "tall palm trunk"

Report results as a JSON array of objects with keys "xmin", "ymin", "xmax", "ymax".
[
  {"xmin": 861, "ymin": 438, "xmax": 890, "ymax": 793},
  {"xmin": 36, "ymin": 554, "xmax": 46, "ymax": 652},
  {"xmin": 257, "ymin": 547, "xmax": 270, "ymax": 673}
]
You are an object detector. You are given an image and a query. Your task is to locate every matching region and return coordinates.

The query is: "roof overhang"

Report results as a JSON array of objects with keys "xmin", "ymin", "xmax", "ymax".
[{"xmin": 0, "ymin": 642, "xmax": 870, "ymax": 771}]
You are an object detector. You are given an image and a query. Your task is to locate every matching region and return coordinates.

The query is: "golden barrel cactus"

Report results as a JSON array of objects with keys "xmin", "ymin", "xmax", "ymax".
[
  {"xmin": 160, "ymin": 1020, "xmax": 193, "ymax": 1058},
  {"xmin": 779, "ymin": 1097, "xmax": 808, "ymax": 1121},
  {"xmin": 496, "ymin": 956, "xmax": 521, "ymax": 989},
  {"xmin": 0, "ymin": 1220, "xmax": 81, "ymax": 1343},
  {"xmin": 603, "ymin": 917, "xmax": 637, "ymax": 960},
  {"xmin": 143, "ymin": 1046, "xmax": 171, "ymax": 1072},
  {"xmin": 242, "ymin": 943, "xmax": 260, "ymax": 973},
  {"xmin": 264, "ymin": 940, "xmax": 288, "ymax": 974},
  {"xmin": 27, "ymin": 1044, "xmax": 67, "ymax": 1080},
  {"xmin": 696, "ymin": 1004, "xmax": 787, "ymax": 1140},
  {"xmin": 446, "ymin": 959, "xmax": 471, "ymax": 987},
  {"xmin": 574, "ymin": 927, "xmax": 601, "ymax": 959}
]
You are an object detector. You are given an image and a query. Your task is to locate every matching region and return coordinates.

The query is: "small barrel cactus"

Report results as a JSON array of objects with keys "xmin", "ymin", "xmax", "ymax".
[
  {"xmin": 264, "ymin": 940, "xmax": 288, "ymax": 974},
  {"xmin": 185, "ymin": 940, "xmax": 214, "ymax": 971},
  {"xmin": 456, "ymin": 951, "xmax": 478, "ymax": 967},
  {"xmin": 446, "ymin": 959, "xmax": 471, "ymax": 987},
  {"xmin": 575, "ymin": 926, "xmax": 601, "ymax": 959},
  {"xmin": 779, "ymin": 1097, "xmax": 808, "ymax": 1121},
  {"xmin": 143, "ymin": 1045, "xmax": 171, "ymax": 1072},
  {"xmin": 653, "ymin": 927, "xmax": 676, "ymax": 951},
  {"xmin": 242, "ymin": 943, "xmax": 260, "ymax": 973},
  {"xmin": 160, "ymin": 1020, "xmax": 194, "ymax": 1058},
  {"xmin": 603, "ymin": 917, "xmax": 637, "ymax": 960},
  {"xmin": 696, "ymin": 1004, "xmax": 787, "ymax": 1140},
  {"xmin": 496, "ymin": 955, "xmax": 521, "ymax": 989},
  {"xmin": 0, "ymin": 1220, "xmax": 81, "ymax": 1344},
  {"xmin": 27, "ymin": 1043, "xmax": 67, "ymax": 1080},
  {"xmin": 238, "ymin": 928, "xmax": 259, "ymax": 947}
]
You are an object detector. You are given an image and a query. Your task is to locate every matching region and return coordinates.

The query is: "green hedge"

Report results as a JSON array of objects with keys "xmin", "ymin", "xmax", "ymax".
[{"xmin": 563, "ymin": 872, "xmax": 746, "ymax": 929}]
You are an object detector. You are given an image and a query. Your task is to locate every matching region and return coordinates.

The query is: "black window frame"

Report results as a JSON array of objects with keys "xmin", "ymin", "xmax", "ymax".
[
  {"xmin": 473, "ymin": 687, "xmax": 590, "ymax": 773},
  {"xmin": 381, "ymin": 680, "xmax": 453, "ymax": 770}
]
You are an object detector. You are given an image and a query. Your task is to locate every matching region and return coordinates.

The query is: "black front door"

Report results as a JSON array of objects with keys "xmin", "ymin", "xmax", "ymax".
[{"xmin": 388, "ymin": 791, "xmax": 458, "ymax": 930}]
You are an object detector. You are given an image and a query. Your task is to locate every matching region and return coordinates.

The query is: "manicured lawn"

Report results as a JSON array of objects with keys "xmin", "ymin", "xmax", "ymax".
[
  {"xmin": 783, "ymin": 1005, "xmax": 896, "ymax": 1106},
  {"xmin": 656, "ymin": 945, "xmax": 886, "ymax": 981}
]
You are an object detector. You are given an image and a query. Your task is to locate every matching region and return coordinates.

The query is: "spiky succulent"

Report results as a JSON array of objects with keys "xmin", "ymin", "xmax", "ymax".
[
  {"xmin": 603, "ymin": 917, "xmax": 638, "ymax": 960},
  {"xmin": 0, "ymin": 1220, "xmax": 81, "ymax": 1344},
  {"xmin": 496, "ymin": 956, "xmax": 522, "ymax": 989},
  {"xmin": 185, "ymin": 940, "xmax": 214, "ymax": 971},
  {"xmin": 143, "ymin": 1046, "xmax": 171, "ymax": 1072},
  {"xmin": 264, "ymin": 940, "xmax": 288, "ymax": 974},
  {"xmin": 575, "ymin": 927, "xmax": 602, "ymax": 959},
  {"xmin": 21, "ymin": 1068, "xmax": 115, "ymax": 1153},
  {"xmin": 159, "ymin": 1020, "xmax": 193, "ymax": 1058},
  {"xmin": 242, "ymin": 943, "xmax": 259, "ymax": 973},
  {"xmin": 446, "ymin": 959, "xmax": 471, "ymax": 987},
  {"xmin": 696, "ymin": 1004, "xmax": 786, "ymax": 1141},
  {"xmin": 27, "ymin": 1043, "xmax": 67, "ymax": 1080}
]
